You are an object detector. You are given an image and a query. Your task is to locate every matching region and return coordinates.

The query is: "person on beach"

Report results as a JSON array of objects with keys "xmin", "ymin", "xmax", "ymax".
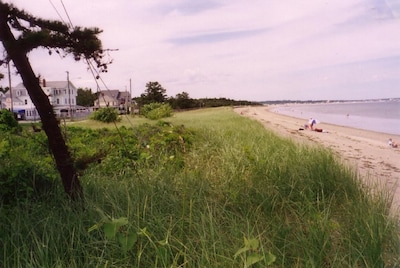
[
  {"xmin": 302, "ymin": 118, "xmax": 317, "ymax": 130},
  {"xmin": 300, "ymin": 119, "xmax": 327, "ymax": 132},
  {"xmin": 388, "ymin": 138, "xmax": 398, "ymax": 148},
  {"xmin": 308, "ymin": 118, "xmax": 317, "ymax": 130}
]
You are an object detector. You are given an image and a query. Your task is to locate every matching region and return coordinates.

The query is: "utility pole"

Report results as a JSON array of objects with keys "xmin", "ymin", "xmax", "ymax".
[
  {"xmin": 8, "ymin": 60, "xmax": 13, "ymax": 113},
  {"xmin": 66, "ymin": 71, "xmax": 72, "ymax": 120},
  {"xmin": 129, "ymin": 78, "xmax": 132, "ymax": 114}
]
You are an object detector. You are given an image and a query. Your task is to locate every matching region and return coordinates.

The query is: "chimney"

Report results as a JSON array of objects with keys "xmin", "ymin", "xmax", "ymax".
[{"xmin": 43, "ymin": 79, "xmax": 46, "ymax": 87}]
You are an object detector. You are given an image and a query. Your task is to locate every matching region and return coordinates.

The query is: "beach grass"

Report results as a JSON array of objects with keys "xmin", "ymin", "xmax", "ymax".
[{"xmin": 1, "ymin": 107, "xmax": 399, "ymax": 267}]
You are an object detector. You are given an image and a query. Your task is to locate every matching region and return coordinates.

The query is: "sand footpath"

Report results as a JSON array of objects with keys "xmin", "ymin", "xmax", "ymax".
[{"xmin": 235, "ymin": 106, "xmax": 400, "ymax": 215}]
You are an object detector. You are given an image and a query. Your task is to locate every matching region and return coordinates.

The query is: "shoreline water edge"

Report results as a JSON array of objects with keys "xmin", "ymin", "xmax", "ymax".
[
  {"xmin": 234, "ymin": 106, "xmax": 400, "ymax": 215},
  {"xmin": 269, "ymin": 101, "xmax": 400, "ymax": 136}
]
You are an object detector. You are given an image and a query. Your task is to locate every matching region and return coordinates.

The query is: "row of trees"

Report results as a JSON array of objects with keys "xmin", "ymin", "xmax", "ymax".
[{"xmin": 77, "ymin": 81, "xmax": 260, "ymax": 110}]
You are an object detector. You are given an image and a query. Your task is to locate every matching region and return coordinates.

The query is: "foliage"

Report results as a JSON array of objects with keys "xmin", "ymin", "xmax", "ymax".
[
  {"xmin": 0, "ymin": 2, "xmax": 109, "ymax": 72},
  {"xmin": 234, "ymin": 237, "xmax": 276, "ymax": 267},
  {"xmin": 88, "ymin": 216, "xmax": 137, "ymax": 253},
  {"xmin": 0, "ymin": 108, "xmax": 399, "ymax": 267},
  {"xmin": 0, "ymin": 1, "xmax": 113, "ymax": 200},
  {"xmin": 140, "ymin": 103, "xmax": 173, "ymax": 120},
  {"xmin": 76, "ymin": 88, "xmax": 97, "ymax": 107},
  {"xmin": 0, "ymin": 86, "xmax": 9, "ymax": 94},
  {"xmin": 90, "ymin": 107, "xmax": 121, "ymax": 123},
  {"xmin": 0, "ymin": 109, "xmax": 21, "ymax": 132},
  {"xmin": 198, "ymin": 97, "xmax": 261, "ymax": 107},
  {"xmin": 167, "ymin": 91, "xmax": 199, "ymax": 109},
  {"xmin": 138, "ymin": 81, "xmax": 167, "ymax": 105},
  {"xmin": 134, "ymin": 83, "xmax": 261, "ymax": 110},
  {"xmin": 0, "ymin": 131, "xmax": 58, "ymax": 204}
]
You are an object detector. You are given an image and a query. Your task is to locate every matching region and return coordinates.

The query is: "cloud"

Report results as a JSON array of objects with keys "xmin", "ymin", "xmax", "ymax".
[
  {"xmin": 167, "ymin": 27, "xmax": 270, "ymax": 45},
  {"xmin": 1, "ymin": 0, "xmax": 400, "ymax": 101},
  {"xmin": 153, "ymin": 0, "xmax": 224, "ymax": 16}
]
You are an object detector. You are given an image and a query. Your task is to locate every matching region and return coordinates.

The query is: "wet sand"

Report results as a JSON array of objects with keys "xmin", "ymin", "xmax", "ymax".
[{"xmin": 235, "ymin": 106, "xmax": 400, "ymax": 215}]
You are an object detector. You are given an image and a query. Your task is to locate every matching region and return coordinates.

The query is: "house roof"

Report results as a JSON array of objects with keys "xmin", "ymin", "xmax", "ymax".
[
  {"xmin": 99, "ymin": 90, "xmax": 131, "ymax": 100},
  {"xmin": 99, "ymin": 90, "xmax": 120, "ymax": 98},
  {"xmin": 14, "ymin": 81, "xmax": 77, "ymax": 90}
]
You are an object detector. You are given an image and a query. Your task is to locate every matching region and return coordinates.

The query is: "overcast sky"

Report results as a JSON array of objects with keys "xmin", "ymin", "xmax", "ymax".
[{"xmin": 1, "ymin": 0, "xmax": 400, "ymax": 101}]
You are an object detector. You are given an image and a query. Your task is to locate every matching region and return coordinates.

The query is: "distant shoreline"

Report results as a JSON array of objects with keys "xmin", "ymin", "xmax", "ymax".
[
  {"xmin": 259, "ymin": 97, "xmax": 400, "ymax": 105},
  {"xmin": 267, "ymin": 101, "xmax": 400, "ymax": 136}
]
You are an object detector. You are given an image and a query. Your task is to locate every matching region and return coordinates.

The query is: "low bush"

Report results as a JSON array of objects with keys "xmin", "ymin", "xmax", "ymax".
[
  {"xmin": 0, "ymin": 132, "xmax": 58, "ymax": 204},
  {"xmin": 0, "ymin": 109, "xmax": 21, "ymax": 132},
  {"xmin": 140, "ymin": 103, "xmax": 173, "ymax": 120},
  {"xmin": 90, "ymin": 107, "xmax": 121, "ymax": 123}
]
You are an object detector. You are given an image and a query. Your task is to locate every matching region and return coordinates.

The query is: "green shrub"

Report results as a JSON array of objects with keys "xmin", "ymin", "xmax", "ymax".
[
  {"xmin": 90, "ymin": 107, "xmax": 121, "ymax": 123},
  {"xmin": 0, "ymin": 132, "xmax": 58, "ymax": 204},
  {"xmin": 141, "ymin": 103, "xmax": 173, "ymax": 120},
  {"xmin": 0, "ymin": 109, "xmax": 21, "ymax": 132}
]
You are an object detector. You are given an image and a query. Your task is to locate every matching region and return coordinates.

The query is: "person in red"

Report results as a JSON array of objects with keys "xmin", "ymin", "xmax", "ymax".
[{"xmin": 388, "ymin": 138, "xmax": 398, "ymax": 148}]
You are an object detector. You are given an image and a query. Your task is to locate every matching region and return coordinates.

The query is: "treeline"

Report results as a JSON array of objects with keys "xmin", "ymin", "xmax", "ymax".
[
  {"xmin": 166, "ymin": 97, "xmax": 261, "ymax": 110},
  {"xmin": 77, "ymin": 81, "xmax": 261, "ymax": 110}
]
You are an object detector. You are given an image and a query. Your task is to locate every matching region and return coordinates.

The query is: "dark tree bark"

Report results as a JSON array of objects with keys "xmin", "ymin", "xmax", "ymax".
[{"xmin": 0, "ymin": 5, "xmax": 83, "ymax": 200}]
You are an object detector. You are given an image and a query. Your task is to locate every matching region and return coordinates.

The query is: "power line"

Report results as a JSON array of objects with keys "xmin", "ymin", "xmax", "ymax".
[
  {"xmin": 60, "ymin": 0, "xmax": 73, "ymax": 28},
  {"xmin": 48, "ymin": 0, "xmax": 67, "ymax": 25},
  {"xmin": 50, "ymin": 0, "xmax": 132, "ymax": 132}
]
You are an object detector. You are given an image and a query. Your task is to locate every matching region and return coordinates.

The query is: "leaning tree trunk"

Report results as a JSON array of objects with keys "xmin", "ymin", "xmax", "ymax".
[{"xmin": 0, "ymin": 12, "xmax": 83, "ymax": 200}]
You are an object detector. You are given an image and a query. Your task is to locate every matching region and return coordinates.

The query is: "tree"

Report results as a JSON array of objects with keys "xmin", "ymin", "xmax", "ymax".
[
  {"xmin": 0, "ymin": 2, "xmax": 109, "ymax": 200},
  {"xmin": 173, "ymin": 91, "xmax": 198, "ymax": 109},
  {"xmin": 77, "ymin": 87, "xmax": 97, "ymax": 107},
  {"xmin": 139, "ymin": 81, "xmax": 167, "ymax": 105}
]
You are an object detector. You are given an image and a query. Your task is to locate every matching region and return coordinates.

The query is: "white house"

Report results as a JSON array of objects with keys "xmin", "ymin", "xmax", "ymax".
[{"xmin": 5, "ymin": 79, "xmax": 78, "ymax": 120}]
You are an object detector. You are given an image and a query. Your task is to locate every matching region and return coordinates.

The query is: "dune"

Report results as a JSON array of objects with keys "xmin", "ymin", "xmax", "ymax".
[{"xmin": 235, "ymin": 106, "xmax": 400, "ymax": 215}]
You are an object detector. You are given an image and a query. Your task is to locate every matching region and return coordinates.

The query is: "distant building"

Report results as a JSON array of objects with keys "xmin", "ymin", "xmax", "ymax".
[
  {"xmin": 94, "ymin": 90, "xmax": 132, "ymax": 114},
  {"xmin": 5, "ymin": 79, "xmax": 79, "ymax": 120}
]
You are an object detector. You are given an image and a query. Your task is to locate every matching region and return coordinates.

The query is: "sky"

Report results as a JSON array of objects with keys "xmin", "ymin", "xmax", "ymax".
[{"xmin": 1, "ymin": 0, "xmax": 400, "ymax": 101}]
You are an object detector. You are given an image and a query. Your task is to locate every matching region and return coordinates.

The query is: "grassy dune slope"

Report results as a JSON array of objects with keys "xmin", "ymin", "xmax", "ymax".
[{"xmin": 1, "ymin": 107, "xmax": 399, "ymax": 267}]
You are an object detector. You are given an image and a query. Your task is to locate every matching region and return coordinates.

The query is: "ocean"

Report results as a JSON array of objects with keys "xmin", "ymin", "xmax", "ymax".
[{"xmin": 270, "ymin": 100, "xmax": 400, "ymax": 135}]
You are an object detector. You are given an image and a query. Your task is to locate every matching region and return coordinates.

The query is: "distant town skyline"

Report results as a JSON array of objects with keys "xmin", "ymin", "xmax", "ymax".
[{"xmin": 1, "ymin": 0, "xmax": 400, "ymax": 101}]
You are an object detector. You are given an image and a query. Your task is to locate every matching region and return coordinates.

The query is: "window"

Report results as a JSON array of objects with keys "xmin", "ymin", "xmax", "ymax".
[
  {"xmin": 24, "ymin": 99, "xmax": 27, "ymax": 105},
  {"xmin": 57, "ymin": 98, "xmax": 60, "ymax": 104}
]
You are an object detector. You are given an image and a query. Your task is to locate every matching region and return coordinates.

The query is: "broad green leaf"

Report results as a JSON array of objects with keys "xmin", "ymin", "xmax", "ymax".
[
  {"xmin": 265, "ymin": 252, "xmax": 276, "ymax": 265},
  {"xmin": 112, "ymin": 217, "xmax": 129, "ymax": 227},
  {"xmin": 103, "ymin": 217, "xmax": 129, "ymax": 239},
  {"xmin": 117, "ymin": 232, "xmax": 137, "ymax": 251},
  {"xmin": 245, "ymin": 238, "xmax": 259, "ymax": 250},
  {"xmin": 246, "ymin": 253, "xmax": 264, "ymax": 267},
  {"xmin": 103, "ymin": 222, "xmax": 118, "ymax": 239}
]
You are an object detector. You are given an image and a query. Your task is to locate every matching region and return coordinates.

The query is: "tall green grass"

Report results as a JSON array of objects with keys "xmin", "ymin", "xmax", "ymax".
[{"xmin": 1, "ymin": 107, "xmax": 399, "ymax": 267}]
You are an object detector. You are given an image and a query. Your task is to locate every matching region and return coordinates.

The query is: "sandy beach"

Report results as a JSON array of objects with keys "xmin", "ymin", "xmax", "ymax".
[{"xmin": 235, "ymin": 106, "xmax": 400, "ymax": 215}]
